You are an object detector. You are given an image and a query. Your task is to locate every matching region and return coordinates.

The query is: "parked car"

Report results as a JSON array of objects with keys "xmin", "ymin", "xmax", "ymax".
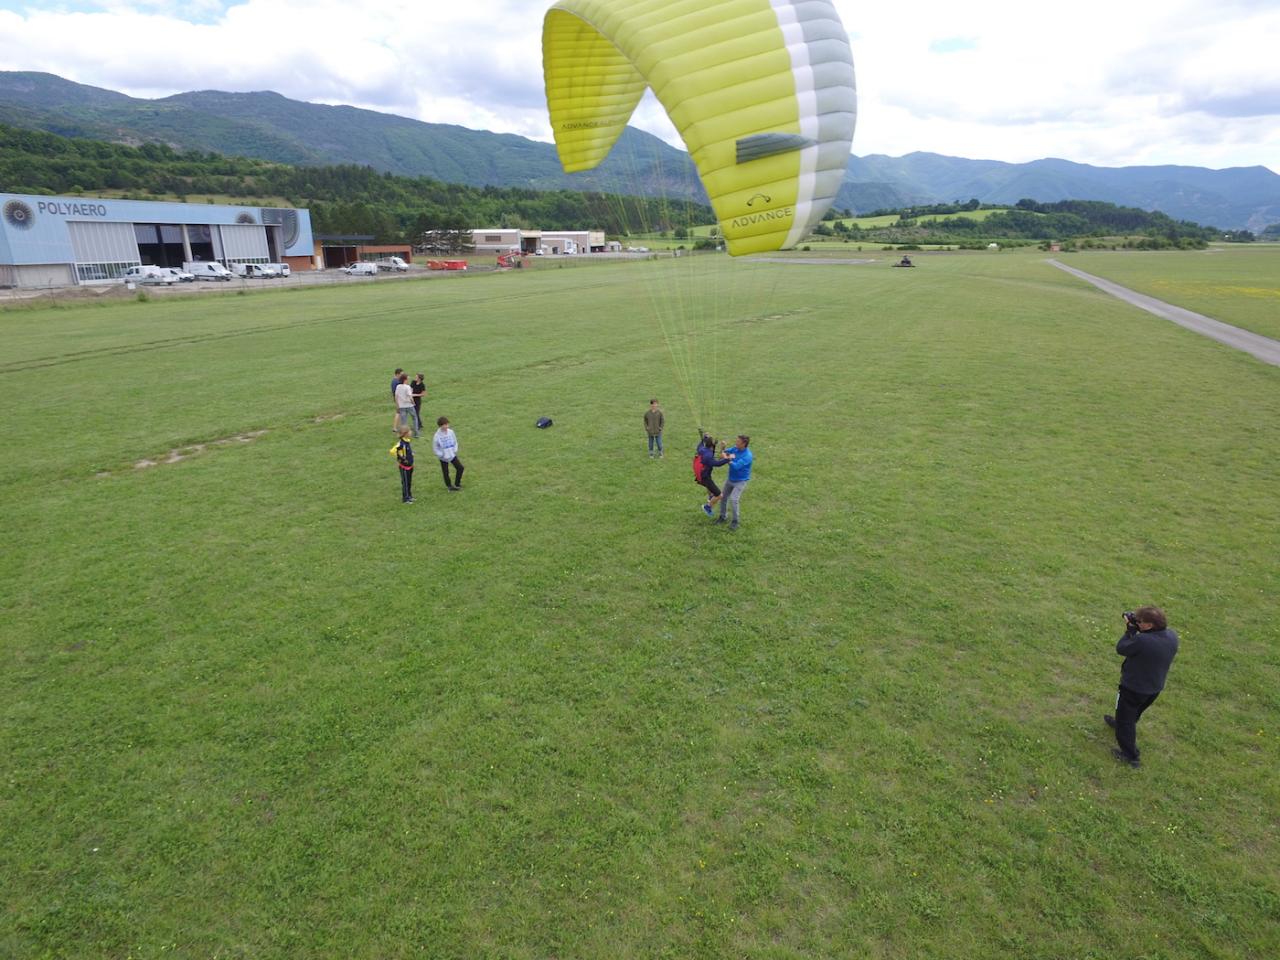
[
  {"xmin": 163, "ymin": 267, "xmax": 195, "ymax": 283},
  {"xmin": 267, "ymin": 262, "xmax": 291, "ymax": 277},
  {"xmin": 375, "ymin": 256, "xmax": 409, "ymax": 272},
  {"xmin": 122, "ymin": 265, "xmax": 177, "ymax": 286},
  {"xmin": 184, "ymin": 261, "xmax": 233, "ymax": 281},
  {"xmin": 342, "ymin": 262, "xmax": 379, "ymax": 276}
]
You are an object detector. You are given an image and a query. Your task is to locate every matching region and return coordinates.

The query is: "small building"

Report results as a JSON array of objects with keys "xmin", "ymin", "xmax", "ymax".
[
  {"xmin": 0, "ymin": 193, "xmax": 314, "ymax": 288},
  {"xmin": 470, "ymin": 229, "xmax": 526, "ymax": 255},
  {"xmin": 315, "ymin": 235, "xmax": 414, "ymax": 269},
  {"xmin": 541, "ymin": 230, "xmax": 607, "ymax": 254},
  {"xmin": 470, "ymin": 228, "xmax": 609, "ymax": 256}
]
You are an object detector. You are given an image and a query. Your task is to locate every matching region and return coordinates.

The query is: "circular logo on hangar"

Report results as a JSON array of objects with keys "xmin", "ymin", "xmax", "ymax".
[
  {"xmin": 3, "ymin": 199, "xmax": 35, "ymax": 230},
  {"xmin": 236, "ymin": 212, "xmax": 257, "ymax": 224}
]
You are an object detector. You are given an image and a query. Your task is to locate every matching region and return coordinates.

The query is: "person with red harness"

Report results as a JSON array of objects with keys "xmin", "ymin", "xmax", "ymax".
[{"xmin": 693, "ymin": 432, "xmax": 730, "ymax": 517}]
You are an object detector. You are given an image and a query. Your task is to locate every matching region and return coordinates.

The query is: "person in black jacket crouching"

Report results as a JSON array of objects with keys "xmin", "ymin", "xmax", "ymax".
[{"xmin": 1105, "ymin": 606, "xmax": 1179, "ymax": 768}]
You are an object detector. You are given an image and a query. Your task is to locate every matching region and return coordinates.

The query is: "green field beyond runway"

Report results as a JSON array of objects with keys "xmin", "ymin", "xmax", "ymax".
[
  {"xmin": 2, "ymin": 249, "xmax": 1278, "ymax": 959},
  {"xmin": 1065, "ymin": 244, "xmax": 1280, "ymax": 341}
]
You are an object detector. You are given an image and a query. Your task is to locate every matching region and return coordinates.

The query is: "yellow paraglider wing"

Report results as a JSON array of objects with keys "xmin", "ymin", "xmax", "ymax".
[{"xmin": 543, "ymin": 0, "xmax": 856, "ymax": 256}]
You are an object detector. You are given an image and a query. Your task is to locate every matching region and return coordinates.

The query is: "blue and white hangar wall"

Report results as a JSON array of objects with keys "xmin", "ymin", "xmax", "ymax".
[{"xmin": 0, "ymin": 194, "xmax": 314, "ymax": 288}]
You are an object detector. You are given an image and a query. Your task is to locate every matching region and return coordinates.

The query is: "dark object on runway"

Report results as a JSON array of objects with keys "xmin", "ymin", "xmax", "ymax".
[
  {"xmin": 536, "ymin": 417, "xmax": 553, "ymax": 428},
  {"xmin": 892, "ymin": 255, "xmax": 915, "ymax": 267}
]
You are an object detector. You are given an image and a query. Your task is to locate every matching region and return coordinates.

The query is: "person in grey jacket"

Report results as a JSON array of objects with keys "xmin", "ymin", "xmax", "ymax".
[{"xmin": 1105, "ymin": 606, "xmax": 1179, "ymax": 768}]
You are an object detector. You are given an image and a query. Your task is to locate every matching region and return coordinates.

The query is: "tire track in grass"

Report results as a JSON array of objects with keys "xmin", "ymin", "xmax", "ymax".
[{"xmin": 0, "ymin": 277, "xmax": 632, "ymax": 374}]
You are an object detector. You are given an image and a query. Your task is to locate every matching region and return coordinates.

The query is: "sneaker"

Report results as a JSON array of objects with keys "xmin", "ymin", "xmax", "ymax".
[
  {"xmin": 729, "ymin": 523, "xmax": 739, "ymax": 531},
  {"xmin": 713, "ymin": 516, "xmax": 726, "ymax": 524},
  {"xmin": 1103, "ymin": 715, "xmax": 1116, "ymax": 729},
  {"xmin": 403, "ymin": 499, "xmax": 413, "ymax": 504},
  {"xmin": 447, "ymin": 486, "xmax": 459, "ymax": 492},
  {"xmin": 702, "ymin": 503, "xmax": 714, "ymax": 517},
  {"xmin": 1111, "ymin": 747, "xmax": 1140, "ymax": 769}
]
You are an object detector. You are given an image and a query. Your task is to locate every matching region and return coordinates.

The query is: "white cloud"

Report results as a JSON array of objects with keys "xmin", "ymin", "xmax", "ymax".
[
  {"xmin": 841, "ymin": 0, "xmax": 1280, "ymax": 169},
  {"xmin": 0, "ymin": 0, "xmax": 1275, "ymax": 172}
]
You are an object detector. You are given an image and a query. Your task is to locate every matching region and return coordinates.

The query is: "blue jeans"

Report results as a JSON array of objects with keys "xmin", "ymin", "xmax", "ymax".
[
  {"xmin": 648, "ymin": 434, "xmax": 663, "ymax": 454},
  {"xmin": 399, "ymin": 407, "xmax": 419, "ymax": 436},
  {"xmin": 719, "ymin": 479, "xmax": 748, "ymax": 524}
]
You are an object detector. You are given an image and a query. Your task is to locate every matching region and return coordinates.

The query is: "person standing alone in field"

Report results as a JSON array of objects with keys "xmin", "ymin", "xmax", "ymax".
[
  {"xmin": 433, "ymin": 416, "xmax": 464, "ymax": 491},
  {"xmin": 1105, "ymin": 606, "xmax": 1179, "ymax": 768},
  {"xmin": 390, "ymin": 427, "xmax": 415, "ymax": 503},
  {"xmin": 645, "ymin": 399, "xmax": 665, "ymax": 458}
]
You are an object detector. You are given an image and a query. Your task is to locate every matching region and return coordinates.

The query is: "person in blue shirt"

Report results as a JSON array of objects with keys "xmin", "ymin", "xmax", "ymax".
[{"xmin": 715, "ymin": 434, "xmax": 753, "ymax": 530}]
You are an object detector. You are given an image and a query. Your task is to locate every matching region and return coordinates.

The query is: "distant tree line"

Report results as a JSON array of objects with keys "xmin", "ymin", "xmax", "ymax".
[
  {"xmin": 829, "ymin": 197, "xmax": 1221, "ymax": 247},
  {"xmin": 0, "ymin": 122, "xmax": 714, "ymax": 242}
]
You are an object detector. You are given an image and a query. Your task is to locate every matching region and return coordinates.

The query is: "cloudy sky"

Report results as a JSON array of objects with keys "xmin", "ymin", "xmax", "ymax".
[{"xmin": 1, "ymin": 0, "xmax": 1277, "ymax": 172}]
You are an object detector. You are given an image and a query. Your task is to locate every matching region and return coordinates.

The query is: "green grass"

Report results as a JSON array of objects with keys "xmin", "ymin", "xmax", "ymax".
[
  {"xmin": 916, "ymin": 208, "xmax": 1014, "ymax": 224},
  {"xmin": 1059, "ymin": 244, "xmax": 1280, "ymax": 340},
  {"xmin": 2, "ymin": 249, "xmax": 1278, "ymax": 959}
]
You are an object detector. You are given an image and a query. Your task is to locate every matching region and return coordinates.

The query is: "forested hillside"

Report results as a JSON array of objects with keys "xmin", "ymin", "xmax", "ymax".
[
  {"xmin": 0, "ymin": 71, "xmax": 706, "ymax": 204},
  {"xmin": 0, "ymin": 123, "xmax": 714, "ymax": 240},
  {"xmin": 828, "ymin": 198, "xmax": 1219, "ymax": 248}
]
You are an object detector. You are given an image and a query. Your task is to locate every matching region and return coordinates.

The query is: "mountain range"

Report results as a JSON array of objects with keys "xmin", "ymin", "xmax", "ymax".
[{"xmin": 2, "ymin": 71, "xmax": 1278, "ymax": 231}]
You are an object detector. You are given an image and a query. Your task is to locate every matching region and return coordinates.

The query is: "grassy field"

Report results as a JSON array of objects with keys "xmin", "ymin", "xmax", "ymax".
[
  {"xmin": 1059, "ymin": 245, "xmax": 1280, "ymax": 341},
  {"xmin": 2, "ymin": 248, "xmax": 1278, "ymax": 959}
]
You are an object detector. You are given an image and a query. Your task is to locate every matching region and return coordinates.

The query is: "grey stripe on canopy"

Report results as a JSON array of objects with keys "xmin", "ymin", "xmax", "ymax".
[{"xmin": 736, "ymin": 132, "xmax": 818, "ymax": 165}]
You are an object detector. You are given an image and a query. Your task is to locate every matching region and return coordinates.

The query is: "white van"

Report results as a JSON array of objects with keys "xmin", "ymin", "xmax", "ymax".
[
  {"xmin": 267, "ymin": 262, "xmax": 291, "ymax": 277},
  {"xmin": 232, "ymin": 263, "xmax": 278, "ymax": 279},
  {"xmin": 184, "ymin": 261, "xmax": 233, "ymax": 281},
  {"xmin": 342, "ymin": 262, "xmax": 379, "ymax": 276},
  {"xmin": 122, "ymin": 265, "xmax": 176, "ymax": 286}
]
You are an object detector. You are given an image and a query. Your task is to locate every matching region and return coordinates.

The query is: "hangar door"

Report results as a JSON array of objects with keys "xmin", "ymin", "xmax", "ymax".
[
  {"xmin": 219, "ymin": 224, "xmax": 270, "ymax": 264},
  {"xmin": 67, "ymin": 221, "xmax": 141, "ymax": 282}
]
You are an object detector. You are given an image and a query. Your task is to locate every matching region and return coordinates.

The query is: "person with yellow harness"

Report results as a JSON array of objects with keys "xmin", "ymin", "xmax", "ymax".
[{"xmin": 390, "ymin": 428, "xmax": 415, "ymax": 504}]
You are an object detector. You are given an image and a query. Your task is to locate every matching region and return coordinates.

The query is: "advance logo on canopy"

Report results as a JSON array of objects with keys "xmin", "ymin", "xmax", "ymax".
[{"xmin": 726, "ymin": 205, "xmax": 795, "ymax": 232}]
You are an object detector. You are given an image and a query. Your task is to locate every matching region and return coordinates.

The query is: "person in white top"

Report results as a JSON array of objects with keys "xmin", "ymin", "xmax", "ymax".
[
  {"xmin": 394, "ymin": 373, "xmax": 417, "ymax": 436},
  {"xmin": 432, "ymin": 416, "xmax": 464, "ymax": 491}
]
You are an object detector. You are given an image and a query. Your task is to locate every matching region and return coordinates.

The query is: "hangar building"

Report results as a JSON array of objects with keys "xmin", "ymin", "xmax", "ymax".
[{"xmin": 0, "ymin": 193, "xmax": 314, "ymax": 289}]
